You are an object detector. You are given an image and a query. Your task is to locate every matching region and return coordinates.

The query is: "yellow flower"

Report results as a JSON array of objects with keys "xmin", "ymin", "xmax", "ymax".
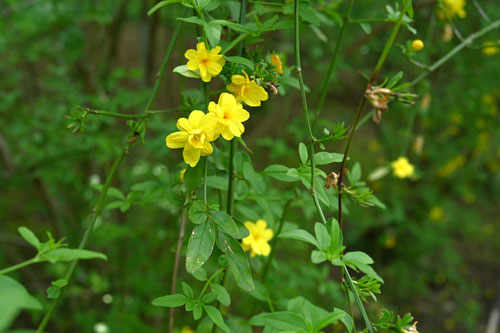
[
  {"xmin": 227, "ymin": 72, "xmax": 269, "ymax": 107},
  {"xmin": 411, "ymin": 39, "xmax": 424, "ymax": 51},
  {"xmin": 180, "ymin": 169, "xmax": 186, "ymax": 183},
  {"xmin": 185, "ymin": 42, "xmax": 225, "ymax": 82},
  {"xmin": 402, "ymin": 322, "xmax": 419, "ymax": 333},
  {"xmin": 166, "ymin": 110, "xmax": 217, "ymax": 167},
  {"xmin": 391, "ymin": 157, "xmax": 414, "ymax": 179},
  {"xmin": 437, "ymin": 154, "xmax": 465, "ymax": 177},
  {"xmin": 270, "ymin": 54, "xmax": 284, "ymax": 75},
  {"xmin": 208, "ymin": 93, "xmax": 250, "ymax": 140},
  {"xmin": 483, "ymin": 41, "xmax": 500, "ymax": 56},
  {"xmin": 438, "ymin": 0, "xmax": 466, "ymax": 20},
  {"xmin": 429, "ymin": 206, "xmax": 445, "ymax": 222},
  {"xmin": 181, "ymin": 327, "xmax": 195, "ymax": 333},
  {"xmin": 241, "ymin": 219, "xmax": 273, "ymax": 258}
]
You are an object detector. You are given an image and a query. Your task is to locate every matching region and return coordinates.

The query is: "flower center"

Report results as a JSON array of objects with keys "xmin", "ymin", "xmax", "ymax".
[
  {"xmin": 189, "ymin": 129, "xmax": 206, "ymax": 149},
  {"xmin": 200, "ymin": 57, "xmax": 209, "ymax": 66}
]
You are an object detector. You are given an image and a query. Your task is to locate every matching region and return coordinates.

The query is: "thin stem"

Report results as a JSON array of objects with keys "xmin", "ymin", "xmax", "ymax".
[
  {"xmin": 84, "ymin": 108, "xmax": 150, "ymax": 118},
  {"xmin": 36, "ymin": 8, "xmax": 187, "ymax": 331},
  {"xmin": 472, "ymin": 0, "xmax": 491, "ymax": 23},
  {"xmin": 260, "ymin": 200, "xmax": 291, "ymax": 280},
  {"xmin": 344, "ymin": 267, "xmax": 374, "ymax": 333},
  {"xmin": 345, "ymin": 288, "xmax": 357, "ymax": 333},
  {"xmin": 293, "ymin": 0, "xmax": 326, "ymax": 225},
  {"xmin": 350, "ymin": 18, "xmax": 393, "ymax": 23},
  {"xmin": 37, "ymin": 144, "xmax": 130, "ymax": 333},
  {"xmin": 222, "ymin": 33, "xmax": 250, "ymax": 54},
  {"xmin": 198, "ymin": 268, "xmax": 224, "ymax": 300},
  {"xmin": 409, "ymin": 19, "xmax": 500, "ymax": 88},
  {"xmin": 0, "ymin": 257, "xmax": 38, "ymax": 275},
  {"xmin": 226, "ymin": 139, "xmax": 236, "ymax": 215},
  {"xmin": 338, "ymin": 0, "xmax": 411, "ymax": 228},
  {"xmin": 169, "ymin": 207, "xmax": 187, "ymax": 333},
  {"xmin": 144, "ymin": 7, "xmax": 187, "ymax": 112},
  {"xmin": 203, "ymin": 157, "xmax": 208, "ymax": 203},
  {"xmin": 313, "ymin": 0, "xmax": 354, "ymax": 129}
]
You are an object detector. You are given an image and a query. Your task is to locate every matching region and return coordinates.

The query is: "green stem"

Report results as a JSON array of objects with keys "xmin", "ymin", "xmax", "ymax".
[
  {"xmin": 37, "ymin": 144, "xmax": 130, "ymax": 333},
  {"xmin": 293, "ymin": 0, "xmax": 327, "ymax": 225},
  {"xmin": 409, "ymin": 19, "xmax": 500, "ymax": 88},
  {"xmin": 198, "ymin": 268, "xmax": 224, "ymax": 300},
  {"xmin": 222, "ymin": 33, "xmax": 250, "ymax": 54},
  {"xmin": 343, "ymin": 267, "xmax": 374, "ymax": 333},
  {"xmin": 144, "ymin": 7, "xmax": 187, "ymax": 112},
  {"xmin": 203, "ymin": 156, "xmax": 208, "ymax": 203},
  {"xmin": 312, "ymin": 0, "xmax": 354, "ymax": 129},
  {"xmin": 0, "ymin": 257, "xmax": 38, "ymax": 275},
  {"xmin": 345, "ymin": 288, "xmax": 357, "ymax": 333},
  {"xmin": 351, "ymin": 18, "xmax": 393, "ymax": 23},
  {"xmin": 226, "ymin": 139, "xmax": 236, "ymax": 215},
  {"xmin": 84, "ymin": 108, "xmax": 177, "ymax": 119},
  {"xmin": 338, "ymin": 0, "xmax": 411, "ymax": 228},
  {"xmin": 36, "ymin": 8, "xmax": 187, "ymax": 331}
]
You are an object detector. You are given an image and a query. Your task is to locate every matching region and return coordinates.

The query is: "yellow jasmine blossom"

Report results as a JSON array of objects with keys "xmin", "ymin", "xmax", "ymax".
[
  {"xmin": 181, "ymin": 327, "xmax": 195, "ymax": 333},
  {"xmin": 185, "ymin": 42, "xmax": 225, "ymax": 82},
  {"xmin": 241, "ymin": 219, "xmax": 273, "ymax": 258},
  {"xmin": 166, "ymin": 110, "xmax": 217, "ymax": 167},
  {"xmin": 411, "ymin": 39, "xmax": 424, "ymax": 51},
  {"xmin": 482, "ymin": 41, "xmax": 500, "ymax": 56},
  {"xmin": 402, "ymin": 322, "xmax": 419, "ymax": 333},
  {"xmin": 391, "ymin": 157, "xmax": 414, "ymax": 179},
  {"xmin": 429, "ymin": 206, "xmax": 445, "ymax": 222},
  {"xmin": 270, "ymin": 54, "xmax": 284, "ymax": 74},
  {"xmin": 207, "ymin": 93, "xmax": 250, "ymax": 140},
  {"xmin": 438, "ymin": 0, "xmax": 466, "ymax": 20},
  {"xmin": 180, "ymin": 169, "xmax": 186, "ymax": 183},
  {"xmin": 227, "ymin": 72, "xmax": 269, "ymax": 107}
]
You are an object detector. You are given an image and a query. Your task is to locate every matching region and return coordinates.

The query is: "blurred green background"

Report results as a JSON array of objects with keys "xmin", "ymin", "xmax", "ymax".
[{"xmin": 1, "ymin": 0, "xmax": 499, "ymax": 332}]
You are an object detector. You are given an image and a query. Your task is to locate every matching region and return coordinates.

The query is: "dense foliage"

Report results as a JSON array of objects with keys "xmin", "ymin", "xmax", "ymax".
[{"xmin": 1, "ymin": 0, "xmax": 499, "ymax": 332}]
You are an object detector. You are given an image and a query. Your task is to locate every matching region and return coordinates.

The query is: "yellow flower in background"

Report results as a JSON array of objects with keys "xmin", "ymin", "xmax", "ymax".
[
  {"xmin": 185, "ymin": 42, "xmax": 225, "ymax": 82},
  {"xmin": 227, "ymin": 71, "xmax": 269, "ymax": 107},
  {"xmin": 438, "ymin": 0, "xmax": 466, "ymax": 20},
  {"xmin": 208, "ymin": 93, "xmax": 250, "ymax": 140},
  {"xmin": 482, "ymin": 41, "xmax": 500, "ymax": 56},
  {"xmin": 429, "ymin": 206, "xmax": 445, "ymax": 222},
  {"xmin": 241, "ymin": 219, "xmax": 273, "ymax": 257},
  {"xmin": 181, "ymin": 327, "xmax": 195, "ymax": 333},
  {"xmin": 180, "ymin": 169, "xmax": 186, "ymax": 183},
  {"xmin": 391, "ymin": 157, "xmax": 414, "ymax": 179},
  {"xmin": 270, "ymin": 54, "xmax": 284, "ymax": 74},
  {"xmin": 437, "ymin": 154, "xmax": 465, "ymax": 177},
  {"xmin": 411, "ymin": 39, "xmax": 424, "ymax": 51},
  {"xmin": 166, "ymin": 110, "xmax": 217, "ymax": 167}
]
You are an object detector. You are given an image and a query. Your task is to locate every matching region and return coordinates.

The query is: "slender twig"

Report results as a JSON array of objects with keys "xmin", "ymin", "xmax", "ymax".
[
  {"xmin": 37, "ymin": 143, "xmax": 130, "ymax": 332},
  {"xmin": 0, "ymin": 257, "xmax": 38, "ymax": 275},
  {"xmin": 337, "ymin": 0, "xmax": 411, "ymax": 229},
  {"xmin": 293, "ymin": 0, "xmax": 326, "ymax": 225},
  {"xmin": 409, "ymin": 19, "xmax": 500, "ymax": 88},
  {"xmin": 472, "ymin": 0, "xmax": 491, "ymax": 23},
  {"xmin": 343, "ymin": 267, "xmax": 374, "ymax": 333},
  {"xmin": 312, "ymin": 0, "xmax": 354, "ymax": 129},
  {"xmin": 36, "ymin": 8, "xmax": 187, "ymax": 331},
  {"xmin": 169, "ymin": 207, "xmax": 188, "ymax": 333},
  {"xmin": 222, "ymin": 33, "xmax": 250, "ymax": 54},
  {"xmin": 345, "ymin": 288, "xmax": 357, "ymax": 333},
  {"xmin": 83, "ymin": 108, "xmax": 178, "ymax": 119}
]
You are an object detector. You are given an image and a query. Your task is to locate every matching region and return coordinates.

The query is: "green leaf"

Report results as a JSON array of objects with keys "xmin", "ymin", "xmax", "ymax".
[
  {"xmin": 264, "ymin": 164, "xmax": 299, "ymax": 182},
  {"xmin": 51, "ymin": 279, "xmax": 68, "ymax": 287},
  {"xmin": 262, "ymin": 311, "xmax": 308, "ymax": 330},
  {"xmin": 152, "ymin": 293, "xmax": 189, "ymax": 307},
  {"xmin": 329, "ymin": 217, "xmax": 343, "ymax": 250},
  {"xmin": 314, "ymin": 223, "xmax": 331, "ymax": 251},
  {"xmin": 193, "ymin": 302, "xmax": 203, "ymax": 320},
  {"xmin": 343, "ymin": 251, "xmax": 374, "ymax": 265},
  {"xmin": 217, "ymin": 232, "xmax": 254, "ymax": 292},
  {"xmin": 46, "ymin": 286, "xmax": 60, "ymax": 299},
  {"xmin": 106, "ymin": 187, "xmax": 125, "ymax": 200},
  {"xmin": 173, "ymin": 65, "xmax": 201, "ymax": 79},
  {"xmin": 192, "ymin": 267, "xmax": 208, "ymax": 281},
  {"xmin": 182, "ymin": 282, "xmax": 194, "ymax": 299},
  {"xmin": 279, "ymin": 229, "xmax": 319, "ymax": 248},
  {"xmin": 314, "ymin": 152, "xmax": 344, "ymax": 165},
  {"xmin": 386, "ymin": 71, "xmax": 403, "ymax": 89},
  {"xmin": 210, "ymin": 283, "xmax": 231, "ymax": 306},
  {"xmin": 349, "ymin": 162, "xmax": 362, "ymax": 182},
  {"xmin": 298, "ymin": 142, "xmax": 308, "ymax": 164},
  {"xmin": 189, "ymin": 201, "xmax": 208, "ymax": 224},
  {"xmin": 43, "ymin": 249, "xmax": 107, "ymax": 263},
  {"xmin": 203, "ymin": 305, "xmax": 230, "ymax": 333},
  {"xmin": 17, "ymin": 227, "xmax": 40, "ymax": 250},
  {"xmin": 204, "ymin": 21, "xmax": 222, "ymax": 47},
  {"xmin": 186, "ymin": 222, "xmax": 216, "ymax": 273},
  {"xmin": 201, "ymin": 292, "xmax": 217, "ymax": 304},
  {"xmin": 209, "ymin": 211, "xmax": 239, "ymax": 237},
  {"xmin": 315, "ymin": 309, "xmax": 347, "ymax": 330},
  {"xmin": 359, "ymin": 22, "xmax": 371, "ymax": 34},
  {"xmin": 226, "ymin": 56, "xmax": 254, "ymax": 70},
  {"xmin": 0, "ymin": 276, "xmax": 42, "ymax": 331},
  {"xmin": 311, "ymin": 250, "xmax": 327, "ymax": 264},
  {"xmin": 356, "ymin": 263, "xmax": 384, "ymax": 283},
  {"xmin": 147, "ymin": 0, "xmax": 182, "ymax": 16},
  {"xmin": 207, "ymin": 175, "xmax": 228, "ymax": 190}
]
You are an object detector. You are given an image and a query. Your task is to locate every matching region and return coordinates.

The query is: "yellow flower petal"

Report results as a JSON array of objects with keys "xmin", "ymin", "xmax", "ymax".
[
  {"xmin": 184, "ymin": 49, "xmax": 198, "ymax": 60},
  {"xmin": 183, "ymin": 144, "xmax": 201, "ymax": 167},
  {"xmin": 166, "ymin": 132, "xmax": 188, "ymax": 149}
]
